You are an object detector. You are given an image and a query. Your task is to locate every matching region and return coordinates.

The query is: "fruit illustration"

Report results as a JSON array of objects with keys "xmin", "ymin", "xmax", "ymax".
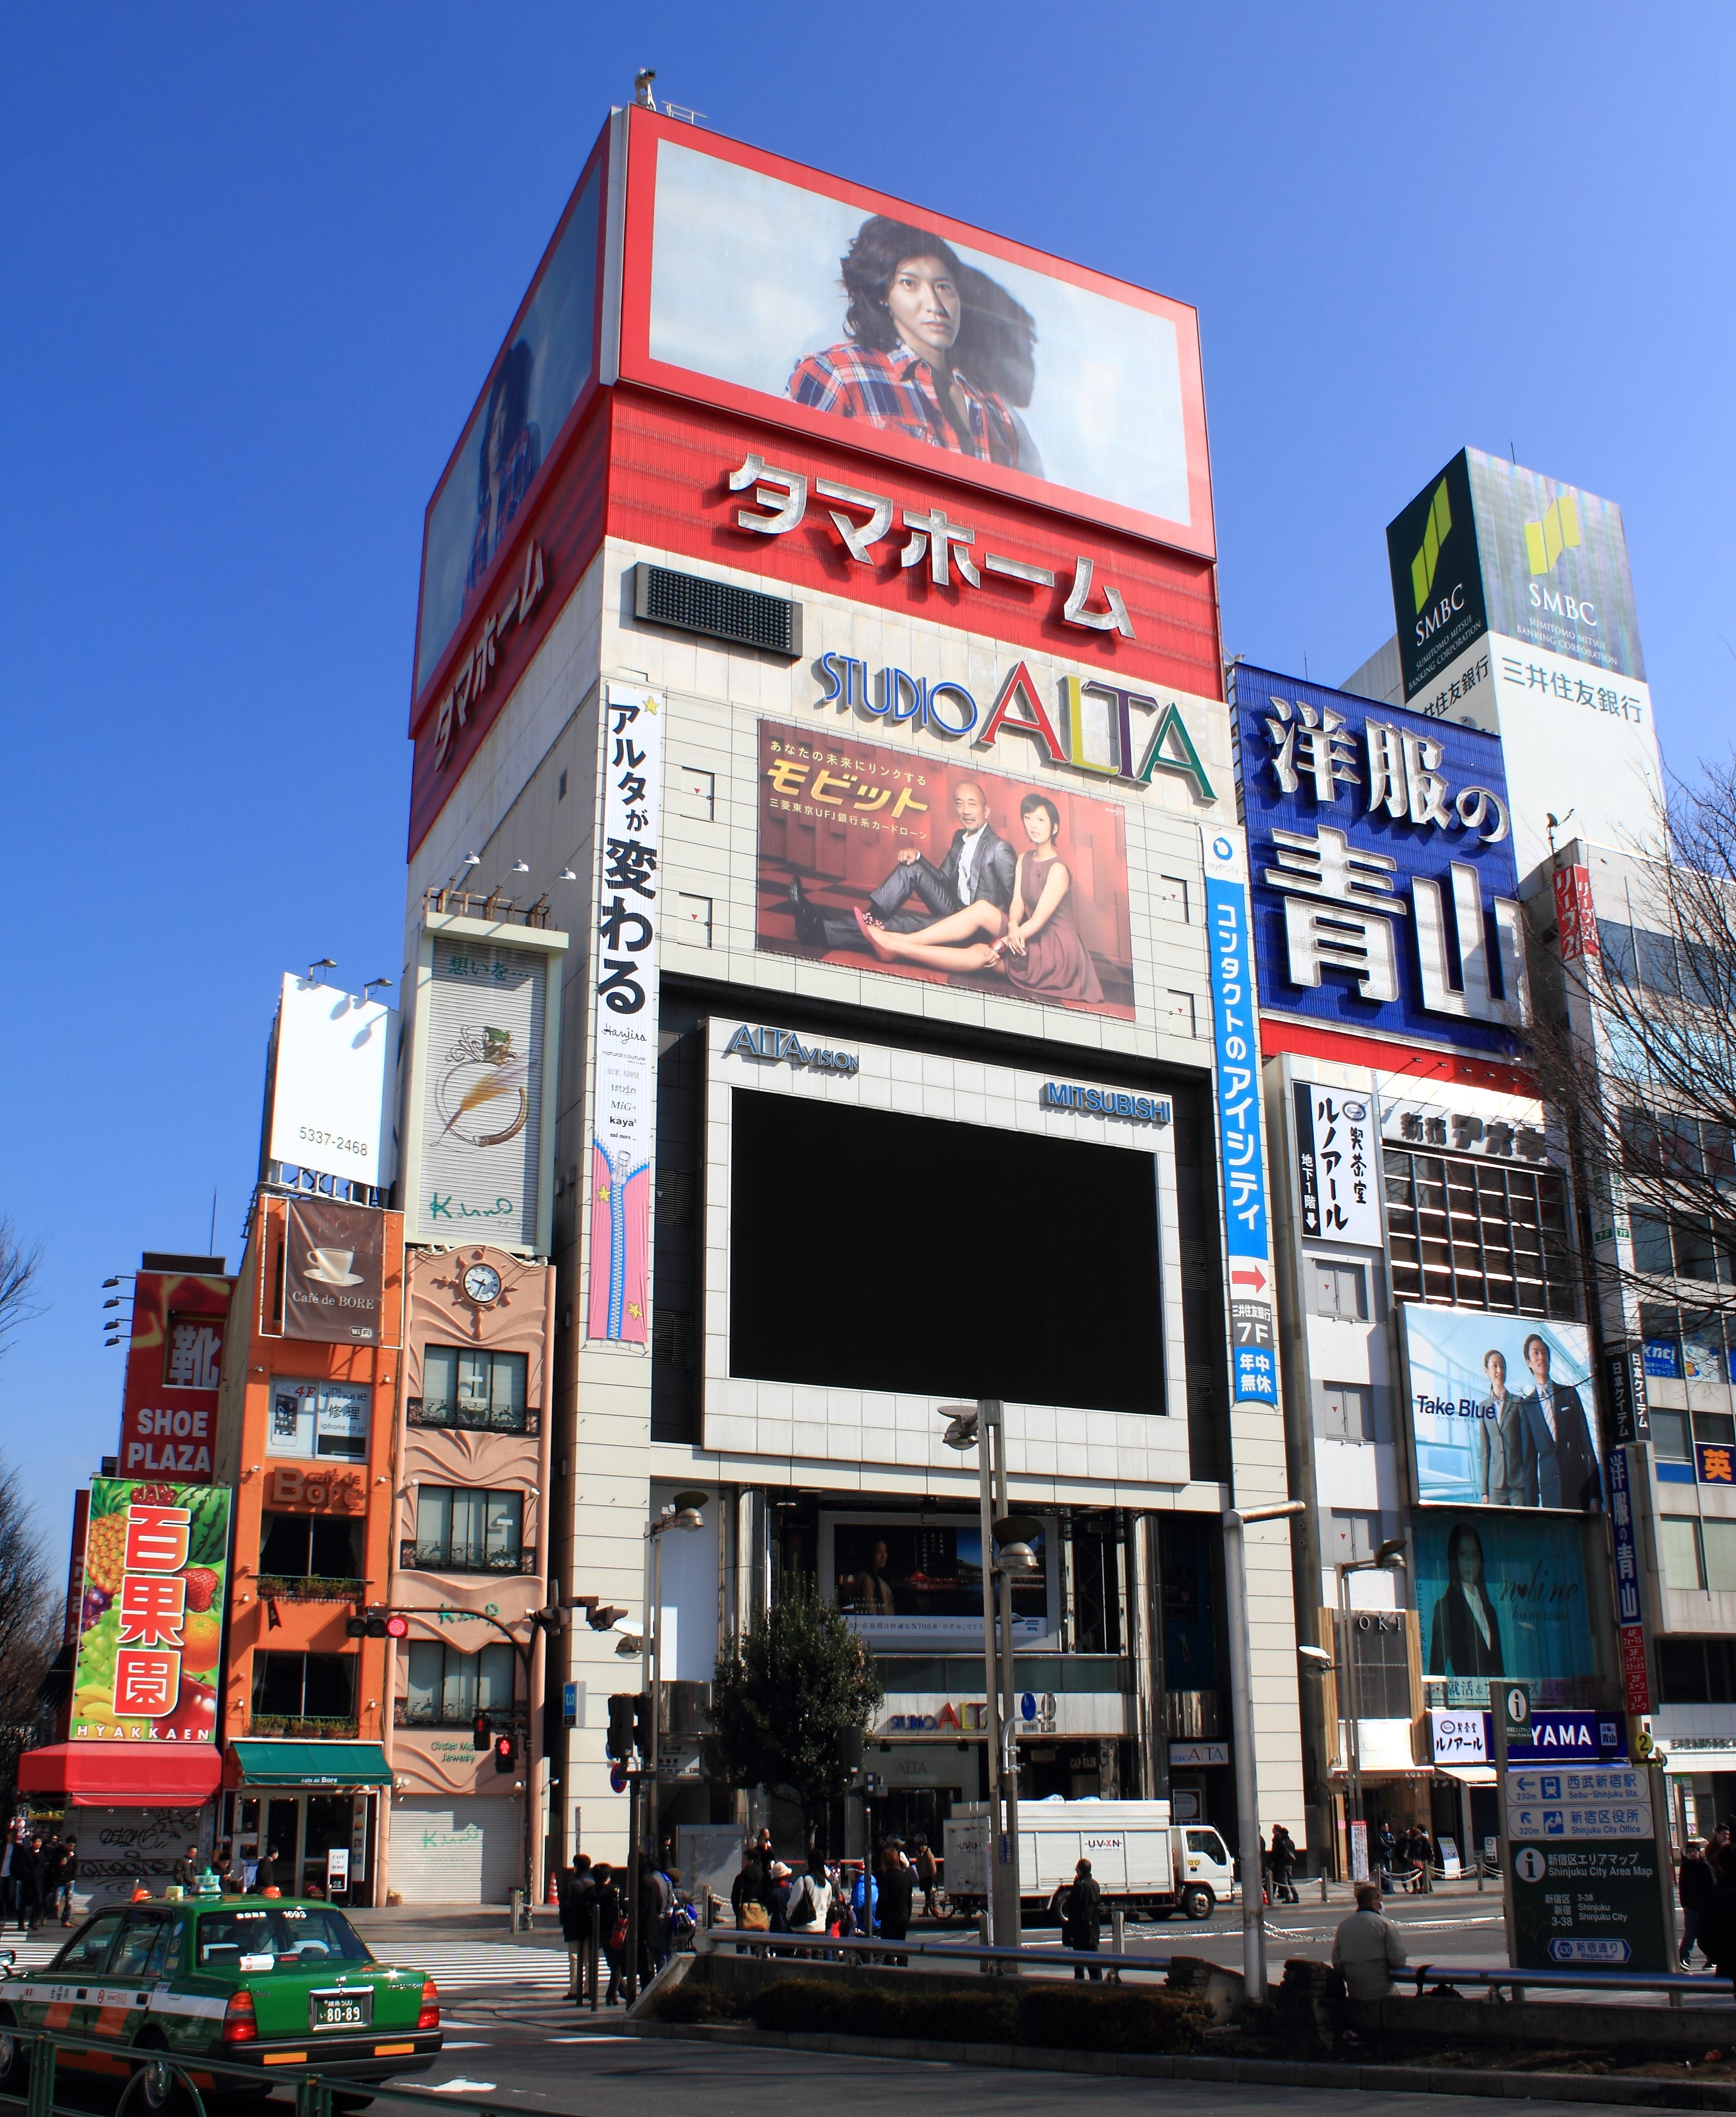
[
  {"xmin": 84, "ymin": 1512, "xmax": 126, "ymax": 1596},
  {"xmin": 79, "ymin": 1584, "xmax": 112, "ymax": 1632},
  {"xmin": 181, "ymin": 1610, "xmax": 221, "ymax": 1673},
  {"xmin": 160, "ymin": 1680, "xmax": 217, "ymax": 1742},
  {"xmin": 184, "ymin": 1567, "xmax": 220, "ymax": 1613}
]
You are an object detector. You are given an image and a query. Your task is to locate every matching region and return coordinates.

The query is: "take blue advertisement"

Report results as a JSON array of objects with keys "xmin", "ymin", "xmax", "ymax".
[
  {"xmin": 1230, "ymin": 665, "xmax": 1526, "ymax": 1058},
  {"xmin": 1415, "ymin": 1509, "xmax": 1595, "ymax": 1707}
]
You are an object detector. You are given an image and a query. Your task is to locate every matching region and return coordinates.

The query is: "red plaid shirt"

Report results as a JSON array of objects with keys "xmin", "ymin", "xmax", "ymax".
[{"xmin": 788, "ymin": 342, "xmax": 1019, "ymax": 467}]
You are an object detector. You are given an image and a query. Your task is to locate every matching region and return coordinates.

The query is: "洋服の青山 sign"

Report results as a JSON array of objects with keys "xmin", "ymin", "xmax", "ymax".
[{"xmin": 814, "ymin": 649, "xmax": 1215, "ymax": 796}]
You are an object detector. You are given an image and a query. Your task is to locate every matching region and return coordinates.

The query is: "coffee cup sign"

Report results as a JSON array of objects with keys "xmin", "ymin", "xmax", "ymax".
[{"xmin": 283, "ymin": 1200, "xmax": 384, "ymax": 1343}]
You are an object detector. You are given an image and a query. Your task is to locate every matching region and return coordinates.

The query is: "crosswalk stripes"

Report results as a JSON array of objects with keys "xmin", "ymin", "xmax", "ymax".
[
  {"xmin": 0, "ymin": 1937, "xmax": 71, "ymax": 1971},
  {"xmin": 403, "ymin": 1943, "xmax": 572, "ymax": 1992}
]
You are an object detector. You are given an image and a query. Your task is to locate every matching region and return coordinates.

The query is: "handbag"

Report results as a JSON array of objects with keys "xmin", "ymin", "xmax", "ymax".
[
  {"xmin": 608, "ymin": 1914, "xmax": 629, "ymax": 1950},
  {"xmin": 740, "ymin": 1900, "xmax": 771, "ymax": 1930}
]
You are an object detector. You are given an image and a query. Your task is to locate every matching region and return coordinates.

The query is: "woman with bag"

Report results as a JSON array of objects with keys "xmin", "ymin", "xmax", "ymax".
[{"xmin": 592, "ymin": 1862, "xmax": 627, "ymax": 2006}]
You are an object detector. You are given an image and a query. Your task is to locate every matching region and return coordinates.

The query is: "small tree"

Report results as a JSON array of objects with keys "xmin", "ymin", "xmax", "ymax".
[
  {"xmin": 708, "ymin": 1573, "xmax": 882, "ymax": 1855},
  {"xmin": 0, "ymin": 1217, "xmax": 43, "ymax": 1359},
  {"xmin": 0, "ymin": 1461, "xmax": 58, "ymax": 1805}
]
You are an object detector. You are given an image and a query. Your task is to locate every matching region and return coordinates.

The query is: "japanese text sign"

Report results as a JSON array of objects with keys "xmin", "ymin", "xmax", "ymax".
[
  {"xmin": 118, "ymin": 1271, "xmax": 232, "ymax": 1486},
  {"xmin": 1552, "ymin": 864, "xmax": 1599, "ymax": 964},
  {"xmin": 71, "ymin": 1478, "xmax": 230, "ymax": 1744},
  {"xmin": 1607, "ymin": 1447, "xmax": 1650, "ymax": 1712},
  {"xmin": 1230, "ymin": 664, "xmax": 1527, "ymax": 1059},
  {"xmin": 1292, "ymin": 1081, "xmax": 1381, "ymax": 1246},
  {"xmin": 588, "ymin": 682, "xmax": 665, "ymax": 1343}
]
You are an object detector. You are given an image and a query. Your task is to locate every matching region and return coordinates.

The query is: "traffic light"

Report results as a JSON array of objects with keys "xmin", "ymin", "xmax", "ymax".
[
  {"xmin": 632, "ymin": 1693, "xmax": 653, "ymax": 1757},
  {"xmin": 606, "ymin": 1694, "xmax": 634, "ymax": 1762},
  {"xmin": 346, "ymin": 1609, "xmax": 411, "ymax": 1640},
  {"xmin": 472, "ymin": 1712, "xmax": 492, "ymax": 1752},
  {"xmin": 493, "ymin": 1732, "xmax": 517, "ymax": 1775}
]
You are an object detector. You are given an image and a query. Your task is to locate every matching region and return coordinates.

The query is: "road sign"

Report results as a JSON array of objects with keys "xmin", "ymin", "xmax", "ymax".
[
  {"xmin": 1509, "ymin": 1840, "xmax": 1671, "ymax": 1971},
  {"xmin": 1508, "ymin": 1765, "xmax": 1651, "ymax": 1843}
]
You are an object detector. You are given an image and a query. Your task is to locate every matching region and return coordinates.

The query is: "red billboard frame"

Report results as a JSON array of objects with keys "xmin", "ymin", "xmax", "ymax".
[
  {"xmin": 615, "ymin": 107, "xmax": 1215, "ymax": 564},
  {"xmin": 408, "ymin": 119, "xmax": 616, "ymax": 732}
]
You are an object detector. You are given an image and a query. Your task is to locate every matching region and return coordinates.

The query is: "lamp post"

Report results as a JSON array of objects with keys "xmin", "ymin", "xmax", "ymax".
[
  {"xmin": 1221, "ymin": 1498, "xmax": 1306, "ymax": 2000},
  {"xmin": 939, "ymin": 1402, "xmax": 1041, "ymax": 1950},
  {"xmin": 627, "ymin": 1491, "xmax": 707, "ymax": 2000},
  {"xmin": 1335, "ymin": 1537, "xmax": 1407, "ymax": 1882}
]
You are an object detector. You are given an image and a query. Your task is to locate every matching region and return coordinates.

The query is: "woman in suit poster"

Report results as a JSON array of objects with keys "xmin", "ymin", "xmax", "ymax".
[{"xmin": 1427, "ymin": 1521, "xmax": 1505, "ymax": 1678}]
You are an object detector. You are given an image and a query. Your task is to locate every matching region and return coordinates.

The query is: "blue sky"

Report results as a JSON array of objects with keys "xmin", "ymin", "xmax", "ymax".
[{"xmin": 3, "ymin": 4, "xmax": 1731, "ymax": 1564}]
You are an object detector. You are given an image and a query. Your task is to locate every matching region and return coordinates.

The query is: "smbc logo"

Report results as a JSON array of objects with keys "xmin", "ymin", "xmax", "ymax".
[
  {"xmin": 1525, "ymin": 492, "xmax": 1581, "ymax": 576},
  {"xmin": 1411, "ymin": 477, "xmax": 1453, "ymax": 613}
]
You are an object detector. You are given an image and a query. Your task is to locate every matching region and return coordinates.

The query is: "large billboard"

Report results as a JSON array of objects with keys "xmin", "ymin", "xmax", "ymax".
[
  {"xmin": 413, "ymin": 152, "xmax": 606, "ymax": 702},
  {"xmin": 756, "ymin": 721, "xmax": 1134, "ymax": 1021},
  {"xmin": 1231, "ymin": 665, "xmax": 1527, "ymax": 1058},
  {"xmin": 1415, "ymin": 1509, "xmax": 1594, "ymax": 1706},
  {"xmin": 824, "ymin": 1516, "xmax": 1050, "ymax": 1647},
  {"xmin": 409, "ymin": 937, "xmax": 551, "ymax": 1250},
  {"xmin": 283, "ymin": 1197, "xmax": 386, "ymax": 1345},
  {"xmin": 71, "ymin": 1478, "xmax": 231, "ymax": 1743},
  {"xmin": 118, "ymin": 1270, "xmax": 232, "ymax": 1484},
  {"xmin": 1401, "ymin": 1305, "xmax": 1601, "ymax": 1513},
  {"xmin": 624, "ymin": 112, "xmax": 1213, "ymax": 555},
  {"xmin": 265, "ymin": 974, "xmax": 397, "ymax": 1190}
]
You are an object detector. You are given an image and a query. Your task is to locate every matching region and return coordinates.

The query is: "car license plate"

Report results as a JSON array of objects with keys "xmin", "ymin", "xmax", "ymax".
[{"xmin": 309, "ymin": 1988, "xmax": 373, "ymax": 2031}]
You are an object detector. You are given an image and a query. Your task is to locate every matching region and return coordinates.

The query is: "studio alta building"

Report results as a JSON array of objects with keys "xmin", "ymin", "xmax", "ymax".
[{"xmin": 389, "ymin": 101, "xmax": 1305, "ymax": 1891}]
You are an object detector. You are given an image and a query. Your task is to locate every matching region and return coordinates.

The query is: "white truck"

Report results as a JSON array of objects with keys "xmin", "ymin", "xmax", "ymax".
[{"xmin": 941, "ymin": 1798, "xmax": 1236, "ymax": 1923}]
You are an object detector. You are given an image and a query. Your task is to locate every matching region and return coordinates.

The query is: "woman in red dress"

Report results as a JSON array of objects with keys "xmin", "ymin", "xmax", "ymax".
[{"xmin": 854, "ymin": 793, "xmax": 1102, "ymax": 1006}]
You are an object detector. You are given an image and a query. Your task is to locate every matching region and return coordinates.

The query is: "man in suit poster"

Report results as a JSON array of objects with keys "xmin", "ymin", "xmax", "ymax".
[{"xmin": 1519, "ymin": 1331, "xmax": 1602, "ymax": 1513}]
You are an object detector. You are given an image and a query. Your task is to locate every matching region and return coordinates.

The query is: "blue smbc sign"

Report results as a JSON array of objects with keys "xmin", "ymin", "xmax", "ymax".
[{"xmin": 1230, "ymin": 665, "xmax": 1526, "ymax": 1058}]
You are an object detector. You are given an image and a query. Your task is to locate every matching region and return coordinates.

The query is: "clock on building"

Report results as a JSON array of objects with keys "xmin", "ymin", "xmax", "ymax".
[{"xmin": 462, "ymin": 1262, "xmax": 502, "ymax": 1306}]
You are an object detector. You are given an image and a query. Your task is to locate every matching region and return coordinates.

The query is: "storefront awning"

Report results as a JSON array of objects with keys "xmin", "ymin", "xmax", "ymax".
[
  {"xmin": 1434, "ymin": 1764, "xmax": 1497, "ymax": 1786},
  {"xmin": 230, "ymin": 1740, "xmax": 391, "ymax": 1789},
  {"xmin": 18, "ymin": 1743, "xmax": 224, "ymax": 1808}
]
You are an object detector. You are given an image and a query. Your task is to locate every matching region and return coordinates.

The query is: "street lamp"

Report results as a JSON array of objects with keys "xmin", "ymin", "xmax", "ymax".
[
  {"xmin": 1336, "ymin": 1536, "xmax": 1406, "ymax": 1881},
  {"xmin": 1221, "ymin": 1498, "xmax": 1307, "ymax": 2001}
]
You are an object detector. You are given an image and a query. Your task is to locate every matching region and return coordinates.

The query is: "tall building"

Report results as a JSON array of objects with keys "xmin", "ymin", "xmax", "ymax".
[{"xmin": 390, "ymin": 103, "xmax": 1304, "ymax": 1892}]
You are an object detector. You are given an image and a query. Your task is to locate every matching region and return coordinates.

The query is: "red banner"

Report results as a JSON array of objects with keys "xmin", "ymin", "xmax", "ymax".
[
  {"xmin": 1553, "ymin": 863, "xmax": 1599, "ymax": 962},
  {"xmin": 118, "ymin": 1273, "xmax": 232, "ymax": 1484},
  {"xmin": 1620, "ymin": 1622, "xmax": 1650, "ymax": 1714}
]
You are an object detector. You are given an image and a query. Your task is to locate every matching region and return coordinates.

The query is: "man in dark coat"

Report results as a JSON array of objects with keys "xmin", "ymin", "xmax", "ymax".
[
  {"xmin": 559, "ymin": 1856, "xmax": 596, "ymax": 2002},
  {"xmin": 876, "ymin": 1841, "xmax": 914, "ymax": 1965},
  {"xmin": 1519, "ymin": 1334, "xmax": 1601, "ymax": 1512},
  {"xmin": 1062, "ymin": 1858, "xmax": 1103, "ymax": 1979},
  {"xmin": 11, "ymin": 1838, "xmax": 41, "ymax": 1933},
  {"xmin": 786, "ymin": 780, "xmax": 1018, "ymax": 954},
  {"xmin": 1681, "ymin": 1839, "xmax": 1716, "ymax": 1967}
]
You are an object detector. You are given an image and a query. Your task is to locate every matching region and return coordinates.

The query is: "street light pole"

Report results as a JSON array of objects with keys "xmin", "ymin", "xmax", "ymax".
[{"xmin": 1222, "ymin": 1498, "xmax": 1305, "ymax": 2002}]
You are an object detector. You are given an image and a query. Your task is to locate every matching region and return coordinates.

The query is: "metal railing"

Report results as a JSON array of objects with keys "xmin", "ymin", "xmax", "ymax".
[
  {"xmin": 0, "ymin": 2024, "xmax": 512, "ymax": 2117},
  {"xmin": 1404, "ymin": 1962, "xmax": 1736, "ymax": 2003},
  {"xmin": 695, "ymin": 1925, "xmax": 1174, "ymax": 1978}
]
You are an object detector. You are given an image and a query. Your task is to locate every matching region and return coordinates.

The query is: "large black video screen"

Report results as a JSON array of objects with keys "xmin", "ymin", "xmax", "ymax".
[{"xmin": 728, "ymin": 1088, "xmax": 1165, "ymax": 1413}]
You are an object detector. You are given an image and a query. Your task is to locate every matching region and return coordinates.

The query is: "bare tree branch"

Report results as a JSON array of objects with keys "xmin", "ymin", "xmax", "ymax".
[
  {"xmin": 0, "ymin": 1460, "xmax": 60, "ymax": 1801},
  {"xmin": 0, "ymin": 1218, "xmax": 45, "ymax": 1358}
]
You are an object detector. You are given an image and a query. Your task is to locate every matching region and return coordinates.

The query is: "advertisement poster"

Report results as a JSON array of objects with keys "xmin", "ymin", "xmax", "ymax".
[
  {"xmin": 756, "ymin": 723, "xmax": 1133, "ymax": 1021},
  {"xmin": 283, "ymin": 1197, "xmax": 385, "ymax": 1344},
  {"xmin": 640, "ymin": 130, "xmax": 1208, "ymax": 546},
  {"xmin": 830, "ymin": 1519, "xmax": 1047, "ymax": 1645},
  {"xmin": 118, "ymin": 1270, "xmax": 231, "ymax": 1484},
  {"xmin": 71, "ymin": 1478, "xmax": 230, "ymax": 1743},
  {"xmin": 413, "ymin": 940, "xmax": 549, "ymax": 1249},
  {"xmin": 587, "ymin": 682, "xmax": 664, "ymax": 1344},
  {"xmin": 266, "ymin": 973, "xmax": 397, "ymax": 1189},
  {"xmin": 1401, "ymin": 1304, "xmax": 1600, "ymax": 1512},
  {"xmin": 1293, "ymin": 1082, "xmax": 1381, "ymax": 1245},
  {"xmin": 1415, "ymin": 1509, "xmax": 1592, "ymax": 1705},
  {"xmin": 415, "ymin": 160, "xmax": 602, "ymax": 698}
]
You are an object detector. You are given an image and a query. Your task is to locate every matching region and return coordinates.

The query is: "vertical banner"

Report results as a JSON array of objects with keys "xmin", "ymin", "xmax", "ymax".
[
  {"xmin": 1292, "ymin": 1082, "xmax": 1381, "ymax": 1245},
  {"xmin": 118, "ymin": 1271, "xmax": 231, "ymax": 1484},
  {"xmin": 587, "ymin": 681, "xmax": 664, "ymax": 1343},
  {"xmin": 1552, "ymin": 864, "xmax": 1599, "ymax": 964},
  {"xmin": 1607, "ymin": 1447, "xmax": 1650, "ymax": 1712},
  {"xmin": 1201, "ymin": 827, "xmax": 1274, "ymax": 1405}
]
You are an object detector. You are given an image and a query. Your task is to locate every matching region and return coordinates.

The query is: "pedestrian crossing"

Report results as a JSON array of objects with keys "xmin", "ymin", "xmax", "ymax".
[
  {"xmin": 0, "ymin": 1936, "xmax": 73, "ymax": 1971},
  {"xmin": 388, "ymin": 1943, "xmax": 573, "ymax": 1992}
]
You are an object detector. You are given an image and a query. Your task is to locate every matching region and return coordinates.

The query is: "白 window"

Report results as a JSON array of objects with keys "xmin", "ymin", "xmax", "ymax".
[
  {"xmin": 250, "ymin": 1651, "xmax": 356, "ymax": 1722},
  {"xmin": 267, "ymin": 1379, "xmax": 370, "ymax": 1460},
  {"xmin": 416, "ymin": 1347, "xmax": 530, "ymax": 1433},
  {"xmin": 1311, "ymin": 1261, "xmax": 1368, "ymax": 1321},
  {"xmin": 1326, "ymin": 1509, "xmax": 1379, "ymax": 1565},
  {"xmin": 1383, "ymin": 1150, "xmax": 1577, "ymax": 1318},
  {"xmin": 401, "ymin": 1640, "xmax": 518, "ymax": 1726},
  {"xmin": 1661, "ymin": 1517, "xmax": 1707, "ymax": 1593},
  {"xmin": 1316, "ymin": 1381, "xmax": 1374, "ymax": 1442},
  {"xmin": 412, "ymin": 1487, "xmax": 525, "ymax": 1572}
]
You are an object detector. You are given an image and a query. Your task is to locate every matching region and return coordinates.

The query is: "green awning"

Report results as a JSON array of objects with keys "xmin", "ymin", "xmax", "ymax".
[{"xmin": 230, "ymin": 1741, "xmax": 391, "ymax": 1789}]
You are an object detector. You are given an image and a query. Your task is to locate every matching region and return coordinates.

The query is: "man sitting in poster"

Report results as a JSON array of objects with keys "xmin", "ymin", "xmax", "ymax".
[
  {"xmin": 1519, "ymin": 1334, "xmax": 1601, "ymax": 1512},
  {"xmin": 786, "ymin": 780, "xmax": 1016, "ymax": 955}
]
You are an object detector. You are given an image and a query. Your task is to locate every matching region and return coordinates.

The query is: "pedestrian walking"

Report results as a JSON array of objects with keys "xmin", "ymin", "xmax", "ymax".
[
  {"xmin": 12, "ymin": 1837, "xmax": 41, "ymax": 1933},
  {"xmin": 1374, "ymin": 1821, "xmax": 1396, "ymax": 1879},
  {"xmin": 173, "ymin": 1843, "xmax": 204, "ymax": 1892},
  {"xmin": 912, "ymin": 1836, "xmax": 940, "ymax": 1919},
  {"xmin": 787, "ymin": 1856, "xmax": 831, "ymax": 1937},
  {"xmin": 1269, "ymin": 1824, "xmax": 1299, "ymax": 1905},
  {"xmin": 639, "ymin": 1858, "xmax": 674, "ymax": 1982},
  {"xmin": 1062, "ymin": 1858, "xmax": 1103, "ymax": 1980},
  {"xmin": 559, "ymin": 1856, "xmax": 596, "ymax": 2001},
  {"xmin": 876, "ymin": 1841, "xmax": 913, "ymax": 1965},
  {"xmin": 251, "ymin": 1848, "xmax": 277, "ymax": 1896},
  {"xmin": 1332, "ymin": 1880, "xmax": 1407, "ymax": 2001},
  {"xmin": 593, "ymin": 1863, "xmax": 627, "ymax": 2006}
]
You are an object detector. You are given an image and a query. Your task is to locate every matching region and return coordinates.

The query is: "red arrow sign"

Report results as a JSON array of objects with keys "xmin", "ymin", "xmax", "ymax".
[{"xmin": 1230, "ymin": 1266, "xmax": 1267, "ymax": 1293}]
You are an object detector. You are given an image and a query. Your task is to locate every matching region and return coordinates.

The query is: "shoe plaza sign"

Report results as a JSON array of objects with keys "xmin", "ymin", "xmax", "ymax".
[{"xmin": 1230, "ymin": 663, "xmax": 1528, "ymax": 1059}]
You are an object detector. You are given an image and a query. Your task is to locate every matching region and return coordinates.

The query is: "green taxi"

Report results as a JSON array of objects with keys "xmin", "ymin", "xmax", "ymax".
[{"xmin": 0, "ymin": 1896, "xmax": 441, "ymax": 2110}]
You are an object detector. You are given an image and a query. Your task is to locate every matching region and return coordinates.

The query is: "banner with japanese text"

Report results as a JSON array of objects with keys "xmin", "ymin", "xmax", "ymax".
[
  {"xmin": 118, "ymin": 1271, "xmax": 231, "ymax": 1483},
  {"xmin": 71, "ymin": 1478, "xmax": 230, "ymax": 1743},
  {"xmin": 587, "ymin": 682, "xmax": 664, "ymax": 1342},
  {"xmin": 756, "ymin": 720, "xmax": 1133, "ymax": 1020}
]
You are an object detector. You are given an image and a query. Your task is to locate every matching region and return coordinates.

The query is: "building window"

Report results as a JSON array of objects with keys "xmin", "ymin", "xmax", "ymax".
[
  {"xmin": 267, "ymin": 1379, "xmax": 371, "ymax": 1460},
  {"xmin": 416, "ymin": 1347, "xmax": 530, "ymax": 1433},
  {"xmin": 400, "ymin": 1641, "xmax": 518, "ymax": 1727},
  {"xmin": 1661, "ymin": 1516, "xmax": 1707, "ymax": 1593},
  {"xmin": 1650, "ymin": 1408, "xmax": 1692, "ymax": 1462},
  {"xmin": 1316, "ymin": 1381, "xmax": 1374, "ymax": 1442},
  {"xmin": 257, "ymin": 1513, "xmax": 363, "ymax": 1586},
  {"xmin": 1311, "ymin": 1261, "xmax": 1368, "ymax": 1321},
  {"xmin": 1333, "ymin": 1607, "xmax": 1413, "ymax": 1718},
  {"xmin": 1659, "ymin": 1637, "xmax": 1736, "ymax": 1705},
  {"xmin": 1383, "ymin": 1150, "xmax": 1577, "ymax": 1317},
  {"xmin": 1705, "ymin": 1519, "xmax": 1736, "ymax": 1593},
  {"xmin": 250, "ymin": 1651, "xmax": 356, "ymax": 1725},
  {"xmin": 1642, "ymin": 1305, "xmax": 1736, "ymax": 1384},
  {"xmin": 1326, "ymin": 1509, "xmax": 1379, "ymax": 1566},
  {"xmin": 1631, "ymin": 1213, "xmax": 1735, "ymax": 1287},
  {"xmin": 412, "ymin": 1486, "xmax": 525, "ymax": 1572}
]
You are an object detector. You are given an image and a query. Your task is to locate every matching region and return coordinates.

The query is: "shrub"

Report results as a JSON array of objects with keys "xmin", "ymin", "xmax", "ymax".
[
  {"xmin": 746, "ymin": 1979, "xmax": 1016, "ymax": 2042},
  {"xmin": 649, "ymin": 1979, "xmax": 736, "ymax": 2023},
  {"xmin": 1016, "ymin": 1983, "xmax": 1212, "ymax": 2055}
]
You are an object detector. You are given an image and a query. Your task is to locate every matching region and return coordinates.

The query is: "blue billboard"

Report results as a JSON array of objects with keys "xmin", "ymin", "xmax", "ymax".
[{"xmin": 1230, "ymin": 666, "xmax": 1526, "ymax": 1058}]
